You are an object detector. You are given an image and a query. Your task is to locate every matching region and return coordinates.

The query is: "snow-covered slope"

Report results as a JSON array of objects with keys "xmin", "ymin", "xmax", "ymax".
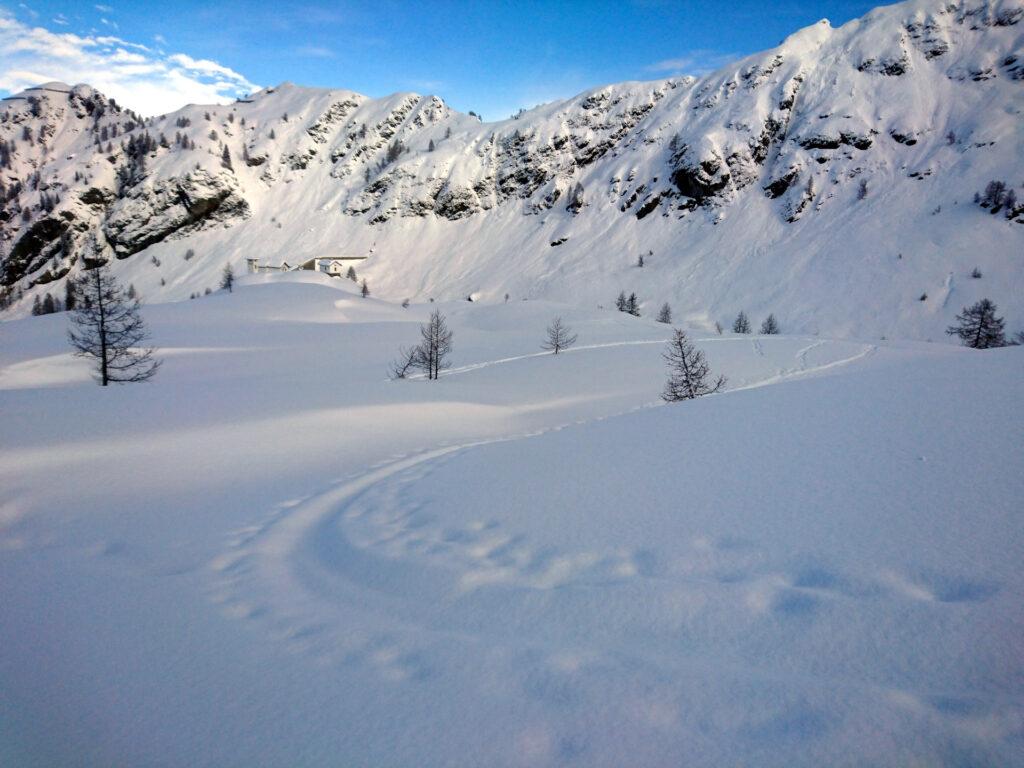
[
  {"xmin": 1, "ymin": 276, "xmax": 1022, "ymax": 765},
  {"xmin": 1, "ymin": 0, "xmax": 1022, "ymax": 340}
]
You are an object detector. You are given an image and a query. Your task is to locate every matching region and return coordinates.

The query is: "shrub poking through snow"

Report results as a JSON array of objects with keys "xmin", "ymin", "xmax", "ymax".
[
  {"xmin": 541, "ymin": 317, "xmax": 577, "ymax": 354},
  {"xmin": 662, "ymin": 328, "xmax": 725, "ymax": 401}
]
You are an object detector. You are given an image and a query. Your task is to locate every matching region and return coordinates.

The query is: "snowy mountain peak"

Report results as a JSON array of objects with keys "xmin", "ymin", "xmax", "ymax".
[
  {"xmin": 778, "ymin": 17, "xmax": 833, "ymax": 51},
  {"xmin": 0, "ymin": 0, "xmax": 1021, "ymax": 341}
]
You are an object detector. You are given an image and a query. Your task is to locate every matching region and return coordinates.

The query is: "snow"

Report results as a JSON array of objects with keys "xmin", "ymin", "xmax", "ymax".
[{"xmin": 1, "ymin": 275, "xmax": 1021, "ymax": 766}]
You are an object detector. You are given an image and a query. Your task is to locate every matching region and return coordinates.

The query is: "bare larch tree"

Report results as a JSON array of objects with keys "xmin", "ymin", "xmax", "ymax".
[
  {"xmin": 946, "ymin": 299, "xmax": 1006, "ymax": 348},
  {"xmin": 420, "ymin": 309, "xmax": 453, "ymax": 379},
  {"xmin": 662, "ymin": 328, "xmax": 725, "ymax": 402},
  {"xmin": 68, "ymin": 266, "xmax": 160, "ymax": 386},
  {"xmin": 541, "ymin": 317, "xmax": 578, "ymax": 354}
]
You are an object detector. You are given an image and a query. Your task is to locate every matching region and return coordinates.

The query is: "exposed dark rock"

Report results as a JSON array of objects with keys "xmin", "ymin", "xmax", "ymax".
[
  {"xmin": 764, "ymin": 168, "xmax": 800, "ymax": 199},
  {"xmin": 889, "ymin": 130, "xmax": 918, "ymax": 145},
  {"xmin": 4, "ymin": 216, "xmax": 68, "ymax": 285}
]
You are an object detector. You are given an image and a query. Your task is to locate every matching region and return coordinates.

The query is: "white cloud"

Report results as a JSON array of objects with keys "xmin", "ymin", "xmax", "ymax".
[
  {"xmin": 94, "ymin": 4, "xmax": 113, "ymax": 12},
  {"xmin": 0, "ymin": 11, "xmax": 259, "ymax": 115},
  {"xmin": 645, "ymin": 50, "xmax": 739, "ymax": 77}
]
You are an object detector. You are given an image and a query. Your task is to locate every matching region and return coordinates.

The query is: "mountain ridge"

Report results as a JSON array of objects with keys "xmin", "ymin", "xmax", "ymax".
[{"xmin": 0, "ymin": 0, "xmax": 1021, "ymax": 340}]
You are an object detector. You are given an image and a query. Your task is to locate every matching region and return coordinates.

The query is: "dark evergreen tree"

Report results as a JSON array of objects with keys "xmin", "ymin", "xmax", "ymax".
[
  {"xmin": 733, "ymin": 311, "xmax": 751, "ymax": 334},
  {"xmin": 626, "ymin": 292, "xmax": 640, "ymax": 317},
  {"xmin": 946, "ymin": 299, "xmax": 1006, "ymax": 348},
  {"xmin": 42, "ymin": 293, "xmax": 56, "ymax": 314},
  {"xmin": 31, "ymin": 294, "xmax": 42, "ymax": 315},
  {"xmin": 64, "ymin": 276, "xmax": 76, "ymax": 311},
  {"xmin": 541, "ymin": 317, "xmax": 577, "ymax": 354},
  {"xmin": 360, "ymin": 279, "xmax": 370, "ymax": 298},
  {"xmin": 221, "ymin": 263, "xmax": 235, "ymax": 293},
  {"xmin": 662, "ymin": 328, "xmax": 726, "ymax": 402},
  {"xmin": 68, "ymin": 266, "xmax": 160, "ymax": 385},
  {"xmin": 615, "ymin": 291, "xmax": 628, "ymax": 312},
  {"xmin": 760, "ymin": 314, "xmax": 780, "ymax": 334},
  {"xmin": 656, "ymin": 302, "xmax": 672, "ymax": 324},
  {"xmin": 221, "ymin": 145, "xmax": 232, "ymax": 170},
  {"xmin": 346, "ymin": 265, "xmax": 357, "ymax": 281},
  {"xmin": 385, "ymin": 139, "xmax": 406, "ymax": 164}
]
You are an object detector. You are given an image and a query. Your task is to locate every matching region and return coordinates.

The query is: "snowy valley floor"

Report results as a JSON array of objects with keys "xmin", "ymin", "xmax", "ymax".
[{"xmin": 1, "ymin": 273, "xmax": 1022, "ymax": 767}]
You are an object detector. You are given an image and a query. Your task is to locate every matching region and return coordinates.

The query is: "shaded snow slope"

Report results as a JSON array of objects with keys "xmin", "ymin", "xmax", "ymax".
[
  {"xmin": 1, "ymin": 0, "xmax": 1022, "ymax": 340},
  {"xmin": 0, "ymin": 276, "xmax": 1021, "ymax": 766}
]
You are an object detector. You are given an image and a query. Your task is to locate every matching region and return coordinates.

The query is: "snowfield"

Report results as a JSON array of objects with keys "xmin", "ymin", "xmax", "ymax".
[{"xmin": 1, "ymin": 273, "xmax": 1022, "ymax": 766}]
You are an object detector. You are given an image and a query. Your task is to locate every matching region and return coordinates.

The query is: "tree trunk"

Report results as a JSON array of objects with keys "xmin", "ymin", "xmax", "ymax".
[{"xmin": 95, "ymin": 271, "xmax": 109, "ymax": 386}]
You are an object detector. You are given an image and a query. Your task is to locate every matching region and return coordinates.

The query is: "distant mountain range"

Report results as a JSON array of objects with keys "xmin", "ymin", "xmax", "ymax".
[{"xmin": 1, "ymin": 0, "xmax": 1021, "ymax": 340}]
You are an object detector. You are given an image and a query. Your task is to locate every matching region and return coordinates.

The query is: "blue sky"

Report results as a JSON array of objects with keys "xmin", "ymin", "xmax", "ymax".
[{"xmin": 1, "ymin": 1, "xmax": 878, "ymax": 118}]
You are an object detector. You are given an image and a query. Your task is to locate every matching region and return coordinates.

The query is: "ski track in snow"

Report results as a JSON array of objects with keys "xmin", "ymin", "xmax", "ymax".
[
  {"xmin": 210, "ymin": 339, "xmax": 889, "ymax": 680},
  {"xmin": 405, "ymin": 339, "xmax": 667, "ymax": 380}
]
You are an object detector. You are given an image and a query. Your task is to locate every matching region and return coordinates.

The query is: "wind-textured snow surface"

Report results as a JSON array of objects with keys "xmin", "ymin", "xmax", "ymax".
[
  {"xmin": 1, "ymin": 273, "xmax": 1022, "ymax": 766},
  {"xmin": 1, "ymin": 0, "xmax": 1022, "ymax": 341}
]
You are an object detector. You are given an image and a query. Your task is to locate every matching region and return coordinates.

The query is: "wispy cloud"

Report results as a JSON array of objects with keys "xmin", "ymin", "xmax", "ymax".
[
  {"xmin": 0, "ymin": 10, "xmax": 259, "ymax": 115},
  {"xmin": 645, "ymin": 50, "xmax": 739, "ymax": 77},
  {"xmin": 295, "ymin": 45, "xmax": 334, "ymax": 58},
  {"xmin": 94, "ymin": 4, "xmax": 113, "ymax": 12}
]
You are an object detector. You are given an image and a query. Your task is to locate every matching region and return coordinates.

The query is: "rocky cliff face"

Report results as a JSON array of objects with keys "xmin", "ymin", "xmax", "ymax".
[{"xmin": 1, "ymin": 0, "xmax": 1022, "ymax": 340}]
